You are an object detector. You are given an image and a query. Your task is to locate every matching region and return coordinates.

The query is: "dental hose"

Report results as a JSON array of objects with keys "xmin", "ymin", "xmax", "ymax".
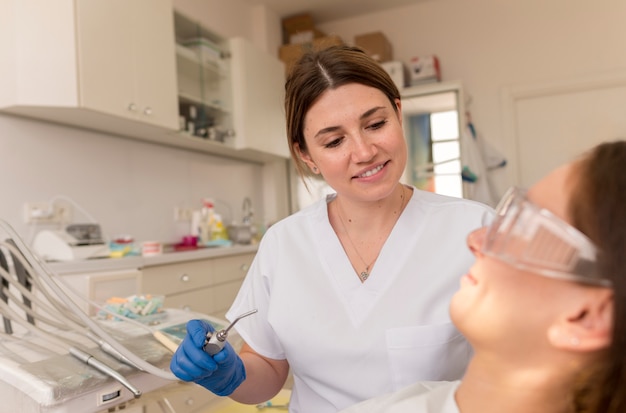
[{"xmin": 0, "ymin": 220, "xmax": 179, "ymax": 384}]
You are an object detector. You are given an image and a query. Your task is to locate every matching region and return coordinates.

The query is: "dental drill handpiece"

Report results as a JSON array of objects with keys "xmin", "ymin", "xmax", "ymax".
[{"xmin": 203, "ymin": 309, "xmax": 258, "ymax": 356}]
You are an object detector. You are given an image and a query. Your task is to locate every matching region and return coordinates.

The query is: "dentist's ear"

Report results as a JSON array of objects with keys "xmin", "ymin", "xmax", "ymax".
[
  {"xmin": 394, "ymin": 99, "xmax": 402, "ymax": 125},
  {"xmin": 295, "ymin": 143, "xmax": 320, "ymax": 175},
  {"xmin": 547, "ymin": 288, "xmax": 613, "ymax": 352}
]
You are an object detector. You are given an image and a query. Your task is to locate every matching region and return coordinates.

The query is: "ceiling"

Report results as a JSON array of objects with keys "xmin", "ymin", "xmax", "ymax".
[{"xmin": 241, "ymin": 0, "xmax": 426, "ymax": 24}]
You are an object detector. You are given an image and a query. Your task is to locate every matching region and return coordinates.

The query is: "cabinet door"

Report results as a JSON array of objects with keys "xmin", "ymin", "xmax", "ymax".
[
  {"xmin": 142, "ymin": 259, "xmax": 214, "ymax": 296},
  {"xmin": 141, "ymin": 253, "xmax": 254, "ymax": 318},
  {"xmin": 76, "ymin": 0, "xmax": 178, "ymax": 129},
  {"xmin": 132, "ymin": 0, "xmax": 179, "ymax": 129},
  {"xmin": 60, "ymin": 268, "xmax": 142, "ymax": 316},
  {"xmin": 229, "ymin": 37, "xmax": 290, "ymax": 158}
]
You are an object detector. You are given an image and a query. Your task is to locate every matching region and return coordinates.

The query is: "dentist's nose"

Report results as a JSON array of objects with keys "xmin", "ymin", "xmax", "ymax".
[
  {"xmin": 467, "ymin": 227, "xmax": 488, "ymax": 256},
  {"xmin": 350, "ymin": 134, "xmax": 377, "ymax": 163}
]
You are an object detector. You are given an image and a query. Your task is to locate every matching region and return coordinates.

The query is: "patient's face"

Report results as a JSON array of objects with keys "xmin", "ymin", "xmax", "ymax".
[{"xmin": 449, "ymin": 164, "xmax": 578, "ymax": 352}]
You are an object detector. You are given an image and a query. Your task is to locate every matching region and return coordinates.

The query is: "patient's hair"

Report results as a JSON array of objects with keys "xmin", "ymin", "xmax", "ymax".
[{"xmin": 569, "ymin": 140, "xmax": 626, "ymax": 413}]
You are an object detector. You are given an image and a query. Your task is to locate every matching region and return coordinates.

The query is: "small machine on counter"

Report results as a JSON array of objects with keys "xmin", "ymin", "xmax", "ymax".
[{"xmin": 32, "ymin": 223, "xmax": 110, "ymax": 261}]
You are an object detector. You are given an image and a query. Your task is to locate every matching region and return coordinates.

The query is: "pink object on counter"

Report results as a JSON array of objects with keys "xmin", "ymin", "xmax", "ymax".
[{"xmin": 142, "ymin": 241, "xmax": 163, "ymax": 256}]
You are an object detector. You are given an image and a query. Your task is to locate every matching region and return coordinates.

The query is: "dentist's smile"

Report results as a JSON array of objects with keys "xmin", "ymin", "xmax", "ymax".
[{"xmin": 355, "ymin": 162, "xmax": 387, "ymax": 178}]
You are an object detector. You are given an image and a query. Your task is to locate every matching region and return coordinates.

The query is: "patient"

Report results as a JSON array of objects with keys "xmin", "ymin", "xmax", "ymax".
[{"xmin": 341, "ymin": 140, "xmax": 626, "ymax": 413}]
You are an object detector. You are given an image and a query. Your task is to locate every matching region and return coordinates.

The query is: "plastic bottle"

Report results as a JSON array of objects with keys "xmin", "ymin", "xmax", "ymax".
[
  {"xmin": 211, "ymin": 214, "xmax": 229, "ymax": 241},
  {"xmin": 198, "ymin": 198, "xmax": 216, "ymax": 244}
]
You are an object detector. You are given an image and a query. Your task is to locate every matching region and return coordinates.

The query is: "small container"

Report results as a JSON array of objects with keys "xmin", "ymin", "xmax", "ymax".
[{"xmin": 142, "ymin": 241, "xmax": 163, "ymax": 256}]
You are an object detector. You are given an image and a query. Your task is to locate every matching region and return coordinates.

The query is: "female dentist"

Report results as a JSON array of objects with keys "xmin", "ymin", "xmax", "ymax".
[{"xmin": 170, "ymin": 45, "xmax": 494, "ymax": 412}]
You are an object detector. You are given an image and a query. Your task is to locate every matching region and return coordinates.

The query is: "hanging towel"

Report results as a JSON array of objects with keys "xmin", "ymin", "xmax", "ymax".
[{"xmin": 461, "ymin": 120, "xmax": 506, "ymax": 207}]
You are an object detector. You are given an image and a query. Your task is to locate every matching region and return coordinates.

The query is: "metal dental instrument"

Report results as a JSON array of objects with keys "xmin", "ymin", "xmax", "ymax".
[
  {"xmin": 69, "ymin": 346, "xmax": 142, "ymax": 398},
  {"xmin": 203, "ymin": 309, "xmax": 257, "ymax": 355}
]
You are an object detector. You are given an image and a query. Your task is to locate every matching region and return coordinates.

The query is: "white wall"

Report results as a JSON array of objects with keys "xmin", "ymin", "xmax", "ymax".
[
  {"xmin": 0, "ymin": 114, "xmax": 265, "ymax": 244},
  {"xmin": 317, "ymin": 0, "xmax": 626, "ymax": 195}
]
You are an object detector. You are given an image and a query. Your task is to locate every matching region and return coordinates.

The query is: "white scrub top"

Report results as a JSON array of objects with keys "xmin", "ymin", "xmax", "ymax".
[
  {"xmin": 226, "ymin": 188, "xmax": 493, "ymax": 413},
  {"xmin": 339, "ymin": 381, "xmax": 460, "ymax": 413}
]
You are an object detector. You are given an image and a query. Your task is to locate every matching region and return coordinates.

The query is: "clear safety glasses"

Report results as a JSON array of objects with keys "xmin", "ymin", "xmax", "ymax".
[{"xmin": 481, "ymin": 187, "xmax": 611, "ymax": 287}]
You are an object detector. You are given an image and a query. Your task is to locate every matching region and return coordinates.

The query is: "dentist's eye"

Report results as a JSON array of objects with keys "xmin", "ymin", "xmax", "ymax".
[
  {"xmin": 368, "ymin": 120, "xmax": 387, "ymax": 130},
  {"xmin": 324, "ymin": 137, "xmax": 343, "ymax": 148}
]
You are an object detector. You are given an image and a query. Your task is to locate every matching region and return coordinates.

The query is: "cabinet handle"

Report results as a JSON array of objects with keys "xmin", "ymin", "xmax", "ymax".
[
  {"xmin": 180, "ymin": 273, "xmax": 190, "ymax": 282},
  {"xmin": 127, "ymin": 103, "xmax": 138, "ymax": 112},
  {"xmin": 240, "ymin": 264, "xmax": 250, "ymax": 272},
  {"xmin": 143, "ymin": 106, "xmax": 153, "ymax": 116}
]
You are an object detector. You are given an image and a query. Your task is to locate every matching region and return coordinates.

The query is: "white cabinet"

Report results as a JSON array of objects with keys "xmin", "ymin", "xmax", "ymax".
[
  {"xmin": 0, "ymin": 2, "xmax": 288, "ymax": 162},
  {"xmin": 230, "ymin": 37, "xmax": 290, "ymax": 158},
  {"xmin": 59, "ymin": 268, "xmax": 142, "ymax": 316},
  {"xmin": 0, "ymin": 0, "xmax": 179, "ymax": 132},
  {"xmin": 75, "ymin": 0, "xmax": 179, "ymax": 129},
  {"xmin": 141, "ymin": 252, "xmax": 254, "ymax": 319}
]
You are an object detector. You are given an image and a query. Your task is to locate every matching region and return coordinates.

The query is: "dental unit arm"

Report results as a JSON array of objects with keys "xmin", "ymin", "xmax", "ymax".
[{"xmin": 0, "ymin": 219, "xmax": 185, "ymax": 411}]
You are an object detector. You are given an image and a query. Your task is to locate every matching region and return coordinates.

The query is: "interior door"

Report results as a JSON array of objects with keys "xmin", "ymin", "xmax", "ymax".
[{"xmin": 503, "ymin": 73, "xmax": 626, "ymax": 187}]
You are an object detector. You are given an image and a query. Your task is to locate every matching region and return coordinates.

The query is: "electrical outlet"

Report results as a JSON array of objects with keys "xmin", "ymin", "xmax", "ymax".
[
  {"xmin": 24, "ymin": 201, "xmax": 73, "ymax": 225},
  {"xmin": 174, "ymin": 207, "xmax": 194, "ymax": 222}
]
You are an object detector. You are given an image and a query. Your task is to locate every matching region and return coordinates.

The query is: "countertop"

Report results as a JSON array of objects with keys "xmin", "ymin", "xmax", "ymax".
[{"xmin": 47, "ymin": 243, "xmax": 259, "ymax": 275}]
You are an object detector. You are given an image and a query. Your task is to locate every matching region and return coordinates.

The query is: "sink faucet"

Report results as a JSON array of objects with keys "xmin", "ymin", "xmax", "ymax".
[{"xmin": 242, "ymin": 197, "xmax": 253, "ymax": 225}]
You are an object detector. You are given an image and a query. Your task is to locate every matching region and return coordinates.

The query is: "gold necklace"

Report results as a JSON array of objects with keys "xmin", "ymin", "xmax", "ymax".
[{"xmin": 336, "ymin": 185, "xmax": 407, "ymax": 282}]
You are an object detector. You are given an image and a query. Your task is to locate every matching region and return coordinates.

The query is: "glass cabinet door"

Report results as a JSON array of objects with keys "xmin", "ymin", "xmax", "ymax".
[{"xmin": 173, "ymin": 12, "xmax": 234, "ymax": 145}]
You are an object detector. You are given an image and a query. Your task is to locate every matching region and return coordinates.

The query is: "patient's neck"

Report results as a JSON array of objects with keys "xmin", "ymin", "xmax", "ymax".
[{"xmin": 455, "ymin": 353, "xmax": 579, "ymax": 413}]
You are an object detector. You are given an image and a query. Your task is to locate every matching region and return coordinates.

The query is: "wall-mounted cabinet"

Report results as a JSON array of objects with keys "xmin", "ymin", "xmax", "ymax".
[
  {"xmin": 76, "ymin": 0, "xmax": 179, "ymax": 130},
  {"xmin": 173, "ymin": 12, "xmax": 234, "ymax": 144},
  {"xmin": 172, "ymin": 12, "xmax": 289, "ymax": 159},
  {"xmin": 0, "ymin": 1, "xmax": 289, "ymax": 163},
  {"xmin": 0, "ymin": 0, "xmax": 179, "ymax": 131}
]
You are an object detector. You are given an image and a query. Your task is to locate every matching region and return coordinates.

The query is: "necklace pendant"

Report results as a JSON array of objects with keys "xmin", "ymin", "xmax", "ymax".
[{"xmin": 360, "ymin": 270, "xmax": 369, "ymax": 281}]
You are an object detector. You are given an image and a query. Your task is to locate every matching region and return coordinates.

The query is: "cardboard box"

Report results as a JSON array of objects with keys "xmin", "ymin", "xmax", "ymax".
[
  {"xmin": 289, "ymin": 28, "xmax": 326, "ymax": 45},
  {"xmin": 279, "ymin": 35, "xmax": 344, "ymax": 74},
  {"xmin": 409, "ymin": 55, "xmax": 441, "ymax": 85},
  {"xmin": 282, "ymin": 13, "xmax": 315, "ymax": 44},
  {"xmin": 381, "ymin": 61, "xmax": 408, "ymax": 90},
  {"xmin": 354, "ymin": 31, "xmax": 393, "ymax": 63}
]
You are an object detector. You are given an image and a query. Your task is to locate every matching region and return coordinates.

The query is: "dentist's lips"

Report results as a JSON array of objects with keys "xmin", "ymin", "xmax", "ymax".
[{"xmin": 354, "ymin": 161, "xmax": 388, "ymax": 179}]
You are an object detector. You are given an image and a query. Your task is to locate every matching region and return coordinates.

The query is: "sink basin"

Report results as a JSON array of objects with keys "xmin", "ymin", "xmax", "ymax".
[{"xmin": 227, "ymin": 224, "xmax": 253, "ymax": 245}]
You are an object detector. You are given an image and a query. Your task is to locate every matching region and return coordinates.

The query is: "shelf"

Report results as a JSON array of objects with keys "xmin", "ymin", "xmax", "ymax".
[
  {"xmin": 175, "ymin": 44, "xmax": 224, "ymax": 75},
  {"xmin": 178, "ymin": 93, "xmax": 229, "ymax": 114}
]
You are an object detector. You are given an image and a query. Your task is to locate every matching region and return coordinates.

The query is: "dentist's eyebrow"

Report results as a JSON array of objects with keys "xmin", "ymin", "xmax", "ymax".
[{"xmin": 313, "ymin": 106, "xmax": 385, "ymax": 139}]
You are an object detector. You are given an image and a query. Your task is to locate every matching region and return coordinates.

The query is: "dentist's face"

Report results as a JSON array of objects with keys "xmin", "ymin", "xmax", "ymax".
[{"xmin": 299, "ymin": 83, "xmax": 407, "ymax": 202}]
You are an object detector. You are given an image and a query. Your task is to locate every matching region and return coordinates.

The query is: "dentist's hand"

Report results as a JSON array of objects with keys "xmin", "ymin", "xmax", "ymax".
[{"xmin": 169, "ymin": 319, "xmax": 246, "ymax": 396}]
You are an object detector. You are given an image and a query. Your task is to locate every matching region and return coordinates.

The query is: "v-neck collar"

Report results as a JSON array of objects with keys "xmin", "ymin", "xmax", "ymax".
[{"xmin": 314, "ymin": 189, "xmax": 422, "ymax": 326}]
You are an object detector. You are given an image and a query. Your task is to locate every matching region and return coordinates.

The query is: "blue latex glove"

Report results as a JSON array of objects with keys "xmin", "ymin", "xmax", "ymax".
[{"xmin": 169, "ymin": 319, "xmax": 246, "ymax": 396}]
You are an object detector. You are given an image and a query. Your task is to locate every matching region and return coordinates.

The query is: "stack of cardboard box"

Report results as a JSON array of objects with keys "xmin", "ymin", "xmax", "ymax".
[
  {"xmin": 354, "ymin": 31, "xmax": 393, "ymax": 63},
  {"xmin": 354, "ymin": 31, "xmax": 408, "ymax": 90},
  {"xmin": 354, "ymin": 31, "xmax": 441, "ymax": 89},
  {"xmin": 278, "ymin": 13, "xmax": 343, "ymax": 75}
]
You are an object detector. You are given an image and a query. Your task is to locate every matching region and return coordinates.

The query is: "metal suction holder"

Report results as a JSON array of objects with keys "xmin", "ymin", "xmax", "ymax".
[{"xmin": 203, "ymin": 309, "xmax": 257, "ymax": 355}]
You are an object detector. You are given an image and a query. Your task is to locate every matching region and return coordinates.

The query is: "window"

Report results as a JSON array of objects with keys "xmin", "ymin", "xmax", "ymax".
[{"xmin": 402, "ymin": 87, "xmax": 463, "ymax": 198}]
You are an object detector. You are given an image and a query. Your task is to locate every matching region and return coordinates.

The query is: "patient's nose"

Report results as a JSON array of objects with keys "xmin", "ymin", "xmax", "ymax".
[{"xmin": 467, "ymin": 227, "xmax": 488, "ymax": 256}]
